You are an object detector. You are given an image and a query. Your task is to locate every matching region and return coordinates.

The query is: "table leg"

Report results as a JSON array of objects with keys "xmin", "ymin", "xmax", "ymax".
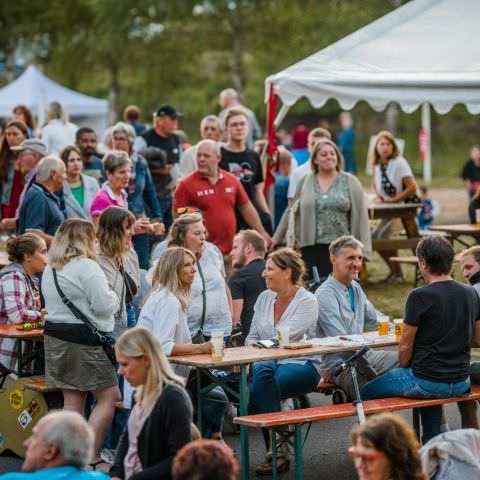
[
  {"xmin": 294, "ymin": 424, "xmax": 303, "ymax": 480},
  {"xmin": 17, "ymin": 339, "xmax": 23, "ymax": 377},
  {"xmin": 240, "ymin": 365, "xmax": 250, "ymax": 480},
  {"xmin": 196, "ymin": 369, "xmax": 203, "ymax": 433}
]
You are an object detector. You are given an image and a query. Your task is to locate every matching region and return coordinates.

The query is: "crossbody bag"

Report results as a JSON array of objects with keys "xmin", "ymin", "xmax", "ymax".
[
  {"xmin": 52, "ymin": 269, "xmax": 116, "ymax": 365},
  {"xmin": 191, "ymin": 260, "xmax": 207, "ymax": 344}
]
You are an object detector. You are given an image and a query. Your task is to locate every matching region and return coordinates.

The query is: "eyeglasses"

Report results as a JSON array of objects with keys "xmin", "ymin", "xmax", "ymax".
[
  {"xmin": 113, "ymin": 136, "xmax": 128, "ymax": 143},
  {"xmin": 176, "ymin": 207, "xmax": 201, "ymax": 215},
  {"xmin": 347, "ymin": 447, "xmax": 385, "ymax": 465}
]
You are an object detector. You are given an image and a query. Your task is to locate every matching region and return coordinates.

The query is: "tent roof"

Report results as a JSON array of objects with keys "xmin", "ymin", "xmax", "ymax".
[
  {"xmin": 266, "ymin": 0, "xmax": 480, "ymax": 114},
  {"xmin": 0, "ymin": 65, "xmax": 108, "ymax": 117}
]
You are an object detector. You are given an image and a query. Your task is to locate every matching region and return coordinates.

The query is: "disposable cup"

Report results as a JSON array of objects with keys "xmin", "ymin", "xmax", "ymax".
[
  {"xmin": 211, "ymin": 331, "xmax": 224, "ymax": 361},
  {"xmin": 476, "ymin": 209, "xmax": 480, "ymax": 224},
  {"xmin": 377, "ymin": 316, "xmax": 389, "ymax": 336},
  {"xmin": 277, "ymin": 326, "xmax": 290, "ymax": 347},
  {"xmin": 394, "ymin": 319, "xmax": 404, "ymax": 342}
]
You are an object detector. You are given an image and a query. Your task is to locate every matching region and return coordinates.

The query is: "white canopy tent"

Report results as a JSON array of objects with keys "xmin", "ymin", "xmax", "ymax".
[
  {"xmin": 0, "ymin": 65, "xmax": 109, "ymax": 134},
  {"xmin": 266, "ymin": 0, "xmax": 480, "ymax": 183}
]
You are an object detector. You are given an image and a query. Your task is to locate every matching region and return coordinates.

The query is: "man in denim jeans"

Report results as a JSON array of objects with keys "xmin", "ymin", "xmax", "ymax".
[{"xmin": 362, "ymin": 236, "xmax": 480, "ymax": 444}]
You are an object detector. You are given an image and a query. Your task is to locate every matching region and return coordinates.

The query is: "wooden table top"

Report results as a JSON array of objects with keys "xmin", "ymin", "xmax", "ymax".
[
  {"xmin": 0, "ymin": 325, "xmax": 44, "ymax": 339},
  {"xmin": 368, "ymin": 203, "xmax": 421, "ymax": 211},
  {"xmin": 169, "ymin": 334, "xmax": 398, "ymax": 368},
  {"xmin": 389, "ymin": 256, "xmax": 419, "ymax": 265},
  {"xmin": 430, "ymin": 224, "xmax": 480, "ymax": 235}
]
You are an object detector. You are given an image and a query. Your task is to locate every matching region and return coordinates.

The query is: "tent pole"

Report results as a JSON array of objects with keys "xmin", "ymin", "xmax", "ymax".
[
  {"xmin": 274, "ymin": 104, "xmax": 290, "ymax": 128},
  {"xmin": 421, "ymin": 102, "xmax": 432, "ymax": 185}
]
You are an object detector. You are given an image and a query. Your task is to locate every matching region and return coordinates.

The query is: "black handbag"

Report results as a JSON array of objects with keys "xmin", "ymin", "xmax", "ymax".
[
  {"xmin": 191, "ymin": 261, "xmax": 207, "ymax": 344},
  {"xmin": 52, "ymin": 269, "xmax": 116, "ymax": 366}
]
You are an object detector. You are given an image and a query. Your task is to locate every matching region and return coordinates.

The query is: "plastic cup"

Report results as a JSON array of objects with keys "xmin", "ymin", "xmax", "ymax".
[
  {"xmin": 210, "ymin": 331, "xmax": 224, "ymax": 361},
  {"xmin": 152, "ymin": 222, "xmax": 164, "ymax": 235},
  {"xmin": 394, "ymin": 319, "xmax": 404, "ymax": 342},
  {"xmin": 377, "ymin": 316, "xmax": 389, "ymax": 336},
  {"xmin": 277, "ymin": 326, "xmax": 290, "ymax": 347},
  {"xmin": 476, "ymin": 209, "xmax": 480, "ymax": 224}
]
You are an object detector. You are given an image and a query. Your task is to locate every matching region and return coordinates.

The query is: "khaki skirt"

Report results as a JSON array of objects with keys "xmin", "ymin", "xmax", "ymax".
[{"xmin": 44, "ymin": 335, "xmax": 117, "ymax": 391}]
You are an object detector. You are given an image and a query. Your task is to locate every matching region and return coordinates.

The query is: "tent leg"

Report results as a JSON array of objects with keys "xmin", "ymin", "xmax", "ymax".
[
  {"xmin": 421, "ymin": 102, "xmax": 431, "ymax": 185},
  {"xmin": 274, "ymin": 104, "xmax": 290, "ymax": 129}
]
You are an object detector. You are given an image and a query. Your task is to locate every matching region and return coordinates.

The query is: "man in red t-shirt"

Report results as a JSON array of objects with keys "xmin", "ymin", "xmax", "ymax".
[{"xmin": 174, "ymin": 139, "xmax": 271, "ymax": 254}]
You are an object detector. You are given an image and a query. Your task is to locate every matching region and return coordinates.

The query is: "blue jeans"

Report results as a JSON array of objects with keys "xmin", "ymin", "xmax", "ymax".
[
  {"xmin": 250, "ymin": 360, "xmax": 320, "ymax": 414},
  {"xmin": 202, "ymin": 386, "xmax": 228, "ymax": 438},
  {"xmin": 132, "ymin": 233, "xmax": 150, "ymax": 270},
  {"xmin": 361, "ymin": 368, "xmax": 470, "ymax": 444}
]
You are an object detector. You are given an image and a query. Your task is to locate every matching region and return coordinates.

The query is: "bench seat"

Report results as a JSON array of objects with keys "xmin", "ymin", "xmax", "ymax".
[{"xmin": 235, "ymin": 385, "xmax": 480, "ymax": 428}]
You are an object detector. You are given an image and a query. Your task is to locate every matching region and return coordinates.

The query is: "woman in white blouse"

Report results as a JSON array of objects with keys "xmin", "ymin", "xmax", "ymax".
[
  {"xmin": 138, "ymin": 246, "xmax": 228, "ymax": 441},
  {"xmin": 149, "ymin": 212, "xmax": 233, "ymax": 340},
  {"xmin": 246, "ymin": 248, "xmax": 319, "ymax": 475},
  {"xmin": 371, "ymin": 130, "xmax": 419, "ymax": 282}
]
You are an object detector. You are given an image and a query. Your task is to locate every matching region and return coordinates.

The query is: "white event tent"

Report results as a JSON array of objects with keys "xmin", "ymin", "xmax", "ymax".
[
  {"xmin": 265, "ymin": 0, "xmax": 480, "ymax": 183},
  {"xmin": 0, "ymin": 65, "xmax": 109, "ymax": 134}
]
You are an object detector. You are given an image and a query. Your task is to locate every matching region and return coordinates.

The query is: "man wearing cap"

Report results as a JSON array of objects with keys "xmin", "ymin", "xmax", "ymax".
[
  {"xmin": 139, "ymin": 104, "xmax": 182, "ymax": 230},
  {"xmin": 0, "ymin": 139, "xmax": 48, "ymax": 232}
]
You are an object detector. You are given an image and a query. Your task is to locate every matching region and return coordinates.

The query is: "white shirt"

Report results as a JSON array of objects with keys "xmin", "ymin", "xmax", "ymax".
[
  {"xmin": 149, "ymin": 244, "xmax": 231, "ymax": 336},
  {"xmin": 246, "ymin": 287, "xmax": 320, "ymax": 370},
  {"xmin": 41, "ymin": 119, "xmax": 78, "ymax": 154},
  {"xmin": 374, "ymin": 156, "xmax": 414, "ymax": 198},
  {"xmin": 287, "ymin": 161, "xmax": 311, "ymax": 198},
  {"xmin": 179, "ymin": 145, "xmax": 197, "ymax": 177},
  {"xmin": 137, "ymin": 288, "xmax": 191, "ymax": 378}
]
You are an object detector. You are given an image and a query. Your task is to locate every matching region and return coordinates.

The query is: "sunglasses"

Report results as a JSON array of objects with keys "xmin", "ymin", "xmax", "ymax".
[
  {"xmin": 176, "ymin": 207, "xmax": 201, "ymax": 215},
  {"xmin": 347, "ymin": 447, "xmax": 385, "ymax": 465}
]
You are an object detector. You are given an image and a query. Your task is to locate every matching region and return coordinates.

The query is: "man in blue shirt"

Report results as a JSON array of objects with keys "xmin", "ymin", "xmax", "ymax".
[
  {"xmin": 2, "ymin": 411, "xmax": 108, "ymax": 479},
  {"xmin": 18, "ymin": 156, "xmax": 66, "ymax": 246}
]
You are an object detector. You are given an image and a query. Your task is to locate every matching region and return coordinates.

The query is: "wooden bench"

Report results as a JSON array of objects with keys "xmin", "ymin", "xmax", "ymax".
[
  {"xmin": 234, "ymin": 385, "xmax": 480, "ymax": 480},
  {"xmin": 389, "ymin": 256, "xmax": 422, "ymax": 287}
]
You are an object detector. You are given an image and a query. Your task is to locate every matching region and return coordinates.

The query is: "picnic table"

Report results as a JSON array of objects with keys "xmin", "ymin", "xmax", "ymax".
[
  {"xmin": 0, "ymin": 325, "xmax": 44, "ymax": 377},
  {"xmin": 430, "ymin": 223, "xmax": 480, "ymax": 247},
  {"xmin": 170, "ymin": 333, "xmax": 398, "ymax": 480},
  {"xmin": 368, "ymin": 203, "xmax": 422, "ymax": 253}
]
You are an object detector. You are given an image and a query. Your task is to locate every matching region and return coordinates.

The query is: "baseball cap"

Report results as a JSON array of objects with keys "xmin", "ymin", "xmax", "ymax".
[
  {"xmin": 156, "ymin": 104, "xmax": 183, "ymax": 119},
  {"xmin": 11, "ymin": 139, "xmax": 48, "ymax": 157}
]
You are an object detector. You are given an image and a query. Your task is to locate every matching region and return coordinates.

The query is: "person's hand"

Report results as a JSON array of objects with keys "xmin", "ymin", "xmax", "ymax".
[
  {"xmin": 263, "ymin": 233, "xmax": 273, "ymax": 251},
  {"xmin": 374, "ymin": 196, "xmax": 384, "ymax": 204},
  {"xmin": 134, "ymin": 217, "xmax": 152, "ymax": 234},
  {"xmin": 199, "ymin": 342, "xmax": 212, "ymax": 354},
  {"xmin": 0, "ymin": 218, "xmax": 16, "ymax": 232}
]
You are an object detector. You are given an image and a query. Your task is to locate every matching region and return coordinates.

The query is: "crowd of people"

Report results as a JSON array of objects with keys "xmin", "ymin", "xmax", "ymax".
[{"xmin": 1, "ymin": 92, "xmax": 479, "ymax": 480}]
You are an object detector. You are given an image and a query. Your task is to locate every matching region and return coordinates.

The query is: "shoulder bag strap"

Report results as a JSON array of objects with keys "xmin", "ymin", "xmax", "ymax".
[
  {"xmin": 196, "ymin": 260, "xmax": 207, "ymax": 332},
  {"xmin": 52, "ymin": 268, "xmax": 107, "ymax": 342}
]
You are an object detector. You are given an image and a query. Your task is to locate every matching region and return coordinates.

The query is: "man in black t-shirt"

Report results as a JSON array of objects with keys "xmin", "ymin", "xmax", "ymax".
[
  {"xmin": 228, "ymin": 230, "xmax": 267, "ymax": 343},
  {"xmin": 140, "ymin": 104, "xmax": 182, "ymax": 230},
  {"xmin": 220, "ymin": 107, "xmax": 273, "ymax": 234},
  {"xmin": 362, "ymin": 236, "xmax": 480, "ymax": 444},
  {"xmin": 461, "ymin": 144, "xmax": 480, "ymax": 198}
]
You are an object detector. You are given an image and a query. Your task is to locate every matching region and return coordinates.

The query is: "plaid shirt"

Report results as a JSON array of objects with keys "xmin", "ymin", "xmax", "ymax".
[{"xmin": 0, "ymin": 271, "xmax": 41, "ymax": 371}]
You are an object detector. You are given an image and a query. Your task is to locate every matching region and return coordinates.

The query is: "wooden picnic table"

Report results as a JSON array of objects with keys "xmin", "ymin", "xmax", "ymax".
[
  {"xmin": 0, "ymin": 325, "xmax": 44, "ymax": 377},
  {"xmin": 170, "ymin": 334, "xmax": 398, "ymax": 480},
  {"xmin": 430, "ymin": 223, "xmax": 480, "ymax": 247},
  {"xmin": 368, "ymin": 203, "xmax": 422, "ymax": 253}
]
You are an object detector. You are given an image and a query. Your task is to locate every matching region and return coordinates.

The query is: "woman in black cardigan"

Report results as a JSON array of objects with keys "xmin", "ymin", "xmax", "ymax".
[{"xmin": 110, "ymin": 327, "xmax": 192, "ymax": 480}]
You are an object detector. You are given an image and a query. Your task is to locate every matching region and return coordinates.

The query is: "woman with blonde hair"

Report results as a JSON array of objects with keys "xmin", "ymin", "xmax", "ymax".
[
  {"xmin": 349, "ymin": 413, "xmax": 425, "ymax": 480},
  {"xmin": 139, "ymin": 246, "xmax": 228, "ymax": 441},
  {"xmin": 41, "ymin": 218, "xmax": 120, "ymax": 471},
  {"xmin": 371, "ymin": 130, "xmax": 419, "ymax": 282},
  {"xmin": 40, "ymin": 101, "xmax": 78, "ymax": 154},
  {"xmin": 246, "ymin": 248, "xmax": 319, "ymax": 474},
  {"xmin": 274, "ymin": 138, "xmax": 371, "ymax": 279},
  {"xmin": 150, "ymin": 212, "xmax": 232, "ymax": 341},
  {"xmin": 110, "ymin": 327, "xmax": 193, "ymax": 480},
  {"xmin": 96, "ymin": 206, "xmax": 140, "ymax": 338}
]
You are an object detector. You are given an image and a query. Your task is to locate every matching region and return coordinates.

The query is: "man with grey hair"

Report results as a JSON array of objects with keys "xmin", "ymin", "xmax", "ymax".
[
  {"xmin": 173, "ymin": 139, "xmax": 271, "ymax": 255},
  {"xmin": 218, "ymin": 88, "xmax": 261, "ymax": 147},
  {"xmin": 315, "ymin": 235, "xmax": 398, "ymax": 401},
  {"xmin": 179, "ymin": 115, "xmax": 223, "ymax": 177},
  {"xmin": 18, "ymin": 155, "xmax": 66, "ymax": 245},
  {"xmin": 1, "ymin": 410, "xmax": 108, "ymax": 479}
]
